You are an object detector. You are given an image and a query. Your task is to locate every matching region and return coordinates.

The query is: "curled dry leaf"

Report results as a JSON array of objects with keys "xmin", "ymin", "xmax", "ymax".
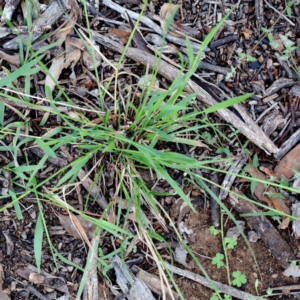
[
  {"xmin": 66, "ymin": 111, "xmax": 82, "ymax": 120},
  {"xmin": 65, "ymin": 34, "xmax": 81, "ymax": 69},
  {"xmin": 126, "ymin": 11, "xmax": 152, "ymax": 54},
  {"xmin": 241, "ymin": 29, "xmax": 252, "ymax": 40},
  {"xmin": 159, "ymin": 3, "xmax": 180, "ymax": 19},
  {"xmin": 259, "ymin": 166, "xmax": 278, "ymax": 179},
  {"xmin": 137, "ymin": 269, "xmax": 180, "ymax": 300},
  {"xmin": 248, "ymin": 231, "xmax": 260, "ymax": 242},
  {"xmin": 0, "ymin": 50, "xmax": 20, "ymax": 67},
  {"xmin": 83, "ymin": 42, "xmax": 102, "ymax": 71},
  {"xmin": 16, "ymin": 264, "xmax": 69, "ymax": 294},
  {"xmin": 293, "ymin": 178, "xmax": 300, "ymax": 191},
  {"xmin": 44, "ymin": 55, "xmax": 65, "ymax": 92},
  {"xmin": 269, "ymin": 34, "xmax": 284, "ymax": 51},
  {"xmin": 248, "ymin": 165, "xmax": 290, "ymax": 228},
  {"xmin": 57, "ymin": 212, "xmax": 96, "ymax": 242},
  {"xmin": 44, "ymin": 7, "xmax": 80, "ymax": 92},
  {"xmin": 29, "ymin": 272, "xmax": 45, "ymax": 284},
  {"xmin": 275, "ymin": 144, "xmax": 300, "ymax": 180},
  {"xmin": 69, "ymin": 37, "xmax": 86, "ymax": 51},
  {"xmin": 108, "ymin": 28, "xmax": 131, "ymax": 44},
  {"xmin": 3, "ymin": 232, "xmax": 14, "ymax": 255}
]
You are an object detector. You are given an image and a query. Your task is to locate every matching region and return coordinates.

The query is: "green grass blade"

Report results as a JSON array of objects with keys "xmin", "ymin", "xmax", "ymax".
[
  {"xmin": 35, "ymin": 139, "xmax": 57, "ymax": 159},
  {"xmin": 0, "ymin": 102, "xmax": 4, "ymax": 126},
  {"xmin": 56, "ymin": 155, "xmax": 91, "ymax": 187},
  {"xmin": 9, "ymin": 190, "xmax": 23, "ymax": 220},
  {"xmin": 203, "ymin": 93, "xmax": 254, "ymax": 115},
  {"xmin": 34, "ymin": 213, "xmax": 44, "ymax": 273},
  {"xmin": 0, "ymin": 55, "xmax": 44, "ymax": 88}
]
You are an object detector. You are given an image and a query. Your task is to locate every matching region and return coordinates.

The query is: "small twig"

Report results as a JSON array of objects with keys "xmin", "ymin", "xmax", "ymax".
[
  {"xmin": 255, "ymin": 0, "xmax": 264, "ymax": 27},
  {"xmin": 0, "ymin": 25, "xmax": 51, "ymax": 34},
  {"xmin": 263, "ymin": 0, "xmax": 295, "ymax": 26},
  {"xmin": 163, "ymin": 261, "xmax": 260, "ymax": 300},
  {"xmin": 209, "ymin": 35, "xmax": 236, "ymax": 49},
  {"xmin": 199, "ymin": 61, "xmax": 231, "ymax": 74},
  {"xmin": 255, "ymin": 102, "xmax": 279, "ymax": 123}
]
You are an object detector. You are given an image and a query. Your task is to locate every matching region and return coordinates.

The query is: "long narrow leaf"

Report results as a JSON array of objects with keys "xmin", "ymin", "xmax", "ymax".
[
  {"xmin": 34, "ymin": 213, "xmax": 44, "ymax": 273},
  {"xmin": 0, "ymin": 55, "xmax": 44, "ymax": 87},
  {"xmin": 203, "ymin": 93, "xmax": 254, "ymax": 115},
  {"xmin": 9, "ymin": 190, "xmax": 23, "ymax": 220}
]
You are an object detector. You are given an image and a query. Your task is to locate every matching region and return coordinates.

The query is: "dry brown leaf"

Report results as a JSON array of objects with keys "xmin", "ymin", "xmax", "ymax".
[
  {"xmin": 126, "ymin": 11, "xmax": 152, "ymax": 54},
  {"xmin": 57, "ymin": 212, "xmax": 96, "ymax": 244},
  {"xmin": 241, "ymin": 31, "xmax": 251, "ymax": 40},
  {"xmin": 29, "ymin": 272, "xmax": 45, "ymax": 284},
  {"xmin": 66, "ymin": 111, "xmax": 82, "ymax": 120},
  {"xmin": 69, "ymin": 36, "xmax": 86, "ymax": 50},
  {"xmin": 3, "ymin": 232, "xmax": 14, "ymax": 255},
  {"xmin": 241, "ymin": 29, "xmax": 253, "ymax": 40},
  {"xmin": 193, "ymin": 140, "xmax": 209, "ymax": 148},
  {"xmin": 108, "ymin": 28, "xmax": 131, "ymax": 44},
  {"xmin": 275, "ymin": 144, "xmax": 300, "ymax": 179},
  {"xmin": 65, "ymin": 34, "xmax": 81, "ymax": 69},
  {"xmin": 16, "ymin": 264, "xmax": 69, "ymax": 294},
  {"xmin": 82, "ymin": 42, "xmax": 102, "ymax": 71},
  {"xmin": 44, "ymin": 55, "xmax": 65, "ymax": 92},
  {"xmin": 0, "ymin": 50, "xmax": 20, "ymax": 67},
  {"xmin": 248, "ymin": 165, "xmax": 291, "ymax": 227},
  {"xmin": 278, "ymin": 215, "xmax": 290, "ymax": 230},
  {"xmin": 259, "ymin": 166, "xmax": 278, "ymax": 179},
  {"xmin": 174, "ymin": 243, "xmax": 194, "ymax": 269},
  {"xmin": 45, "ymin": 13, "xmax": 79, "ymax": 92},
  {"xmin": 159, "ymin": 3, "xmax": 180, "ymax": 19},
  {"xmin": 69, "ymin": 212, "xmax": 92, "ymax": 248}
]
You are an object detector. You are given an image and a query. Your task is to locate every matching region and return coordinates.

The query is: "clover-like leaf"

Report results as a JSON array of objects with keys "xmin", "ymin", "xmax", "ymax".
[
  {"xmin": 232, "ymin": 270, "xmax": 247, "ymax": 287},
  {"xmin": 209, "ymin": 226, "xmax": 220, "ymax": 236},
  {"xmin": 212, "ymin": 253, "xmax": 225, "ymax": 268},
  {"xmin": 224, "ymin": 237, "xmax": 237, "ymax": 250}
]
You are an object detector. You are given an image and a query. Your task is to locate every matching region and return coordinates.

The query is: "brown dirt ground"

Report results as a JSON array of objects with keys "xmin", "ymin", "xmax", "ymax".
[{"xmin": 175, "ymin": 206, "xmax": 300, "ymax": 300}]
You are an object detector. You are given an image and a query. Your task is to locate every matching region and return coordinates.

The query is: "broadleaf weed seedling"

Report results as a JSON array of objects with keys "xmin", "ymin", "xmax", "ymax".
[
  {"xmin": 209, "ymin": 210, "xmax": 277, "ymax": 299},
  {"xmin": 208, "ymin": 210, "xmax": 247, "ymax": 299}
]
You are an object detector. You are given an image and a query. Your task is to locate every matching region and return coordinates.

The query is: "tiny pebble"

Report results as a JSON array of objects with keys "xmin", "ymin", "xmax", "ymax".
[{"xmin": 248, "ymin": 230, "xmax": 260, "ymax": 242}]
